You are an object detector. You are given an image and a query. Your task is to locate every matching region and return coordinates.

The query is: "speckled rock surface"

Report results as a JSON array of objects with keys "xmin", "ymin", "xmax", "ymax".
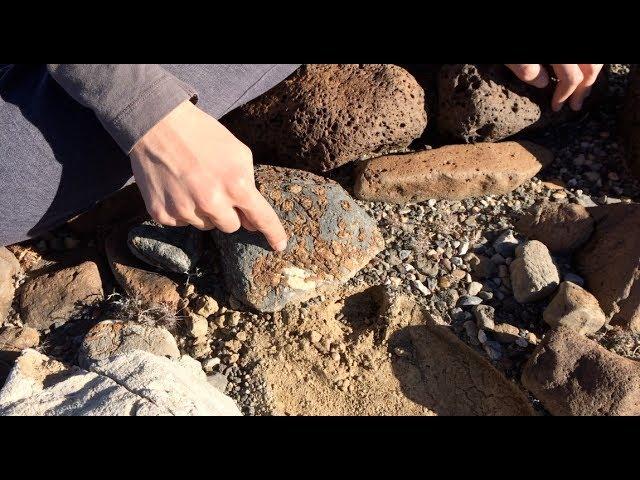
[
  {"xmin": 0, "ymin": 326, "xmax": 39, "ymax": 362},
  {"xmin": 0, "ymin": 349, "xmax": 241, "ymax": 416},
  {"xmin": 437, "ymin": 64, "xmax": 606, "ymax": 143},
  {"xmin": 78, "ymin": 320, "xmax": 180, "ymax": 368},
  {"xmin": 621, "ymin": 65, "xmax": 640, "ymax": 178},
  {"xmin": 576, "ymin": 203, "xmax": 640, "ymax": 332},
  {"xmin": 19, "ymin": 261, "xmax": 104, "ymax": 331},
  {"xmin": 522, "ymin": 326, "xmax": 640, "ymax": 416},
  {"xmin": 221, "ymin": 64, "xmax": 427, "ymax": 172},
  {"xmin": 128, "ymin": 220, "xmax": 203, "ymax": 273},
  {"xmin": 353, "ymin": 141, "xmax": 553, "ymax": 202},
  {"xmin": 516, "ymin": 202, "xmax": 594, "ymax": 254},
  {"xmin": 212, "ymin": 165, "xmax": 385, "ymax": 312}
]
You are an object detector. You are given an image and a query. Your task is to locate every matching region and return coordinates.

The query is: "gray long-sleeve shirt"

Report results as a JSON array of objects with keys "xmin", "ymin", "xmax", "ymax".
[{"xmin": 47, "ymin": 64, "xmax": 197, "ymax": 153}]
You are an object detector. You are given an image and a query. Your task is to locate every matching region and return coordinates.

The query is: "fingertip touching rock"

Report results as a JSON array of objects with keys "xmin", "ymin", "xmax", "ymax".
[{"xmin": 212, "ymin": 165, "xmax": 385, "ymax": 312}]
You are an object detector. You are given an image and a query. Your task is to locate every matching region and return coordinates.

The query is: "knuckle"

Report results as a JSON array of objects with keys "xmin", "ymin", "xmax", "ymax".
[
  {"xmin": 566, "ymin": 71, "xmax": 584, "ymax": 86},
  {"xmin": 519, "ymin": 64, "xmax": 538, "ymax": 81},
  {"xmin": 217, "ymin": 221, "xmax": 242, "ymax": 234}
]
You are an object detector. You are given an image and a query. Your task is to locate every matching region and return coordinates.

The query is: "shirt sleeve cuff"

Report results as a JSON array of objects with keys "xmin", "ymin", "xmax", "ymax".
[{"xmin": 106, "ymin": 73, "xmax": 198, "ymax": 153}]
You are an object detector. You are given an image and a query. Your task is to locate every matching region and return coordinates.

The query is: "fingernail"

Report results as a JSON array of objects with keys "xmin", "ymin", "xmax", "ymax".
[{"xmin": 275, "ymin": 239, "xmax": 288, "ymax": 252}]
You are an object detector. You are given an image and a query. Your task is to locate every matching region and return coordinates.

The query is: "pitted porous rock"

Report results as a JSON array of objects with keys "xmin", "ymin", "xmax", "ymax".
[
  {"xmin": 128, "ymin": 220, "xmax": 204, "ymax": 273},
  {"xmin": 438, "ymin": 64, "xmax": 607, "ymax": 143},
  {"xmin": 221, "ymin": 64, "xmax": 427, "ymax": 172},
  {"xmin": 212, "ymin": 165, "xmax": 385, "ymax": 312}
]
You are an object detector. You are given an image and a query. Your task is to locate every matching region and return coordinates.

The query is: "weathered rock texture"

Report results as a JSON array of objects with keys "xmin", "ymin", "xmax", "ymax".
[
  {"xmin": 516, "ymin": 202, "xmax": 594, "ymax": 254},
  {"xmin": 0, "ymin": 349, "xmax": 241, "ymax": 416},
  {"xmin": 438, "ymin": 64, "xmax": 606, "ymax": 143},
  {"xmin": 621, "ymin": 65, "xmax": 640, "ymax": 178},
  {"xmin": 222, "ymin": 64, "xmax": 427, "ymax": 172},
  {"xmin": 522, "ymin": 326, "xmax": 640, "ymax": 416},
  {"xmin": 0, "ymin": 326, "xmax": 39, "ymax": 362},
  {"xmin": 353, "ymin": 141, "xmax": 552, "ymax": 203},
  {"xmin": 543, "ymin": 282, "xmax": 606, "ymax": 335},
  {"xmin": 128, "ymin": 220, "xmax": 203, "ymax": 273},
  {"xmin": 212, "ymin": 166, "xmax": 384, "ymax": 312},
  {"xmin": 78, "ymin": 320, "xmax": 180, "ymax": 368},
  {"xmin": 19, "ymin": 261, "xmax": 104, "ymax": 331},
  {"xmin": 0, "ymin": 247, "xmax": 21, "ymax": 321},
  {"xmin": 387, "ymin": 296, "xmax": 534, "ymax": 416},
  {"xmin": 509, "ymin": 240, "xmax": 560, "ymax": 303},
  {"xmin": 576, "ymin": 203, "xmax": 640, "ymax": 332},
  {"xmin": 105, "ymin": 221, "xmax": 181, "ymax": 311}
]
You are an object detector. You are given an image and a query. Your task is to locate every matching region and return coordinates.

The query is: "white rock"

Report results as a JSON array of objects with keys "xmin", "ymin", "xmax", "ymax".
[
  {"xmin": 187, "ymin": 312, "xmax": 209, "ymax": 339},
  {"xmin": 467, "ymin": 281, "xmax": 483, "ymax": 297},
  {"xmin": 0, "ymin": 349, "xmax": 241, "ymax": 416}
]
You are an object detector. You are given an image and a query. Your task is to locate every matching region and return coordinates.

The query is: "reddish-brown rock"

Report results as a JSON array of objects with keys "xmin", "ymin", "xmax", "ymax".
[
  {"xmin": 19, "ymin": 261, "xmax": 104, "ymax": 331},
  {"xmin": 105, "ymin": 222, "xmax": 181, "ymax": 312},
  {"xmin": 0, "ymin": 326, "xmax": 39, "ymax": 362},
  {"xmin": 354, "ymin": 141, "xmax": 552, "ymax": 203},
  {"xmin": 522, "ymin": 326, "xmax": 640, "ymax": 416},
  {"xmin": 516, "ymin": 202, "xmax": 594, "ymax": 254},
  {"xmin": 222, "ymin": 64, "xmax": 427, "ymax": 172},
  {"xmin": 576, "ymin": 203, "xmax": 640, "ymax": 332}
]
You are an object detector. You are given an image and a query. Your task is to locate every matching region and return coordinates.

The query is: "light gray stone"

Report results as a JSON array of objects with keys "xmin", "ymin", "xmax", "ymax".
[{"xmin": 510, "ymin": 240, "xmax": 560, "ymax": 303}]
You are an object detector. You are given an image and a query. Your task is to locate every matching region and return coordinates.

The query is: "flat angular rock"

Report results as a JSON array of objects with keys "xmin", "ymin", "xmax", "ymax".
[
  {"xmin": 387, "ymin": 296, "xmax": 534, "ymax": 416},
  {"xmin": 438, "ymin": 64, "xmax": 606, "ymax": 143},
  {"xmin": 0, "ymin": 349, "xmax": 241, "ymax": 416},
  {"xmin": 0, "ymin": 247, "xmax": 21, "ymax": 321},
  {"xmin": 576, "ymin": 203, "xmax": 640, "ymax": 332},
  {"xmin": 128, "ymin": 220, "xmax": 203, "ymax": 273},
  {"xmin": 78, "ymin": 320, "xmax": 180, "ymax": 369},
  {"xmin": 543, "ymin": 281, "xmax": 606, "ymax": 335},
  {"xmin": 621, "ymin": 65, "xmax": 640, "ymax": 178},
  {"xmin": 516, "ymin": 202, "xmax": 594, "ymax": 254},
  {"xmin": 212, "ymin": 166, "xmax": 385, "ymax": 312},
  {"xmin": 353, "ymin": 141, "xmax": 552, "ymax": 203},
  {"xmin": 105, "ymin": 222, "xmax": 181, "ymax": 312},
  {"xmin": 222, "ymin": 64, "xmax": 427, "ymax": 172},
  {"xmin": 522, "ymin": 326, "xmax": 640, "ymax": 416},
  {"xmin": 509, "ymin": 240, "xmax": 560, "ymax": 303},
  {"xmin": 19, "ymin": 261, "xmax": 104, "ymax": 331}
]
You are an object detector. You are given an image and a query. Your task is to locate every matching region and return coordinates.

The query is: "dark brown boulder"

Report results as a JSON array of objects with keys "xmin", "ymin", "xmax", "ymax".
[
  {"xmin": 222, "ymin": 64, "xmax": 427, "ymax": 172},
  {"xmin": 437, "ymin": 64, "xmax": 607, "ymax": 143}
]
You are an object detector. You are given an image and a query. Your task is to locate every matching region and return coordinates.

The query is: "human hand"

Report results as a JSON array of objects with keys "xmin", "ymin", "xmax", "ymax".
[
  {"xmin": 505, "ymin": 64, "xmax": 604, "ymax": 112},
  {"xmin": 129, "ymin": 100, "xmax": 288, "ymax": 252}
]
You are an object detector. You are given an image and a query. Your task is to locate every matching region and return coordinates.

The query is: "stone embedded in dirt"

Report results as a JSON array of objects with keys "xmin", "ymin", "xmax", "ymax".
[
  {"xmin": 576, "ymin": 203, "xmax": 640, "ymax": 332},
  {"xmin": 127, "ymin": 220, "xmax": 203, "ymax": 273},
  {"xmin": 77, "ymin": 320, "xmax": 180, "ymax": 369},
  {"xmin": 509, "ymin": 240, "xmax": 560, "ymax": 304},
  {"xmin": 388, "ymin": 296, "xmax": 534, "ymax": 416},
  {"xmin": 191, "ymin": 295, "xmax": 219, "ymax": 318},
  {"xmin": 0, "ymin": 326, "xmax": 39, "ymax": 363},
  {"xmin": 0, "ymin": 247, "xmax": 21, "ymax": 321},
  {"xmin": 211, "ymin": 166, "xmax": 385, "ymax": 312},
  {"xmin": 221, "ymin": 64, "xmax": 427, "ymax": 172},
  {"xmin": 522, "ymin": 326, "xmax": 640, "ymax": 416},
  {"xmin": 0, "ymin": 349, "xmax": 241, "ymax": 416},
  {"xmin": 19, "ymin": 261, "xmax": 104, "ymax": 331},
  {"xmin": 469, "ymin": 253, "xmax": 497, "ymax": 279},
  {"xmin": 437, "ymin": 64, "xmax": 606, "ymax": 143},
  {"xmin": 543, "ymin": 281, "xmax": 606, "ymax": 335},
  {"xmin": 353, "ymin": 141, "xmax": 552, "ymax": 203},
  {"xmin": 105, "ymin": 222, "xmax": 181, "ymax": 312},
  {"xmin": 493, "ymin": 230, "xmax": 520, "ymax": 258},
  {"xmin": 186, "ymin": 312, "xmax": 208, "ymax": 339},
  {"xmin": 491, "ymin": 323, "xmax": 521, "ymax": 343},
  {"xmin": 516, "ymin": 202, "xmax": 594, "ymax": 254},
  {"xmin": 621, "ymin": 65, "xmax": 640, "ymax": 178},
  {"xmin": 474, "ymin": 304, "xmax": 496, "ymax": 330}
]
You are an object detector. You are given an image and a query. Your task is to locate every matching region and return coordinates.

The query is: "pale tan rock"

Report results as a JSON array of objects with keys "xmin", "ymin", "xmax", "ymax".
[{"xmin": 544, "ymin": 282, "xmax": 606, "ymax": 335}]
